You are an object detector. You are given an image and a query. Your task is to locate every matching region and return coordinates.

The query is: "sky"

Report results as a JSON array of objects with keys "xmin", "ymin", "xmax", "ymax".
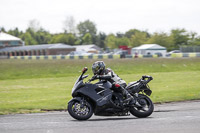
[{"xmin": 1, "ymin": 0, "xmax": 200, "ymax": 34}]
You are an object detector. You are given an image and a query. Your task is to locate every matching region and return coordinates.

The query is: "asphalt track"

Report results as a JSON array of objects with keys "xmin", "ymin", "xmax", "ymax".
[{"xmin": 1, "ymin": 100, "xmax": 200, "ymax": 133}]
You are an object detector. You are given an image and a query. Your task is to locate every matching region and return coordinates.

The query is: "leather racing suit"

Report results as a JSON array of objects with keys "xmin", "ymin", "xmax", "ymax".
[{"xmin": 96, "ymin": 68, "xmax": 132, "ymax": 101}]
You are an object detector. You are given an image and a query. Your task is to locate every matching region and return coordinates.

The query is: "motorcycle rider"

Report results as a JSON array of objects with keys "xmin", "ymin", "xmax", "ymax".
[{"xmin": 92, "ymin": 61, "xmax": 135, "ymax": 104}]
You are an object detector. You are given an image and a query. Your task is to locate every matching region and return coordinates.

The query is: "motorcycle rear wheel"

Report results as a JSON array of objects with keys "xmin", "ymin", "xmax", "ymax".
[
  {"xmin": 130, "ymin": 94, "xmax": 154, "ymax": 118},
  {"xmin": 68, "ymin": 99, "xmax": 93, "ymax": 120}
]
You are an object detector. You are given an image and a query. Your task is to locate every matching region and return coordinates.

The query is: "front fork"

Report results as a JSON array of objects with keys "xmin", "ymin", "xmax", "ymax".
[
  {"xmin": 80, "ymin": 97, "xmax": 86, "ymax": 108},
  {"xmin": 68, "ymin": 97, "xmax": 87, "ymax": 108}
]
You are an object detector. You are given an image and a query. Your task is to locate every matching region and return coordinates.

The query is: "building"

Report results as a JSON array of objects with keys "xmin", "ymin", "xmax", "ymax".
[
  {"xmin": 74, "ymin": 44, "xmax": 102, "ymax": 54},
  {"xmin": 0, "ymin": 32, "xmax": 24, "ymax": 48},
  {"xmin": 0, "ymin": 32, "xmax": 76, "ymax": 56},
  {"xmin": 132, "ymin": 44, "xmax": 167, "ymax": 57},
  {"xmin": 0, "ymin": 43, "xmax": 75, "ymax": 56},
  {"xmin": 119, "ymin": 45, "xmax": 131, "ymax": 54}
]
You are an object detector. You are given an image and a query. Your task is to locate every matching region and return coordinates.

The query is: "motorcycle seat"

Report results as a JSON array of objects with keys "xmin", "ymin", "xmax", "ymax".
[{"xmin": 125, "ymin": 81, "xmax": 138, "ymax": 89}]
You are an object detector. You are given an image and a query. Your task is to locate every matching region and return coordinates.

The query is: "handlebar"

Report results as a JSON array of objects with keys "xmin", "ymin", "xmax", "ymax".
[
  {"xmin": 140, "ymin": 75, "xmax": 153, "ymax": 84},
  {"xmin": 142, "ymin": 75, "xmax": 153, "ymax": 80},
  {"xmin": 87, "ymin": 75, "xmax": 97, "ymax": 83}
]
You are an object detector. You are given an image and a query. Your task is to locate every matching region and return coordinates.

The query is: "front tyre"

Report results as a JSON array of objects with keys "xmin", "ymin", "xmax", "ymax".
[
  {"xmin": 68, "ymin": 98, "xmax": 93, "ymax": 120},
  {"xmin": 130, "ymin": 94, "xmax": 154, "ymax": 118}
]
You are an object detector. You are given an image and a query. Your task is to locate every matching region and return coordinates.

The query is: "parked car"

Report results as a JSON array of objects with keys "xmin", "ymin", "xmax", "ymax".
[
  {"xmin": 114, "ymin": 50, "xmax": 128, "ymax": 58},
  {"xmin": 166, "ymin": 50, "xmax": 180, "ymax": 57},
  {"xmin": 155, "ymin": 52, "xmax": 163, "ymax": 57},
  {"xmin": 67, "ymin": 51, "xmax": 93, "ymax": 56}
]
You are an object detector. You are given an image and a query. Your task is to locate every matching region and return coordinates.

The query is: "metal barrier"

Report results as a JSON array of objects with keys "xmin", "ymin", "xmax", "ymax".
[
  {"xmin": 171, "ymin": 53, "xmax": 200, "ymax": 58},
  {"xmin": 7, "ymin": 53, "xmax": 200, "ymax": 59},
  {"xmin": 8, "ymin": 54, "xmax": 159, "ymax": 60},
  {"xmin": 9, "ymin": 54, "xmax": 121, "ymax": 60},
  {"xmin": 125, "ymin": 54, "xmax": 158, "ymax": 58}
]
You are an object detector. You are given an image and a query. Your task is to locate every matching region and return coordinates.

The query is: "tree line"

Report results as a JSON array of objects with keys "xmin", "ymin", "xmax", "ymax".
[{"xmin": 1, "ymin": 19, "xmax": 200, "ymax": 51}]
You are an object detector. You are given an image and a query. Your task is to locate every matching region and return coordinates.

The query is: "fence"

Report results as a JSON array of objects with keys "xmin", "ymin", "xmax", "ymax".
[
  {"xmin": 9, "ymin": 55, "xmax": 121, "ymax": 60},
  {"xmin": 8, "ymin": 54, "xmax": 159, "ymax": 60},
  {"xmin": 171, "ymin": 53, "xmax": 200, "ymax": 58},
  {"xmin": 180, "ymin": 46, "xmax": 200, "ymax": 52},
  {"xmin": 6, "ymin": 53, "xmax": 200, "ymax": 60}
]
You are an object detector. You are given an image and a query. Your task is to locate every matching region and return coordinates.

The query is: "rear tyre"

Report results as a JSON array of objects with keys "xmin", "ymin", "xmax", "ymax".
[
  {"xmin": 68, "ymin": 98, "xmax": 93, "ymax": 120},
  {"xmin": 130, "ymin": 94, "xmax": 154, "ymax": 118}
]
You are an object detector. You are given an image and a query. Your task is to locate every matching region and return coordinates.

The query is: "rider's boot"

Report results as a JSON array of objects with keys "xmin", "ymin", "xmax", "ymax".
[
  {"xmin": 123, "ymin": 91, "xmax": 141, "ymax": 107},
  {"xmin": 122, "ymin": 89, "xmax": 134, "ymax": 103}
]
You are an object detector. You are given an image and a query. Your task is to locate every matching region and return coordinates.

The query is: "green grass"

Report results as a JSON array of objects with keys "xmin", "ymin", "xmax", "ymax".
[
  {"xmin": 1, "ymin": 58, "xmax": 200, "ymax": 80},
  {"xmin": 0, "ymin": 58, "xmax": 200, "ymax": 114}
]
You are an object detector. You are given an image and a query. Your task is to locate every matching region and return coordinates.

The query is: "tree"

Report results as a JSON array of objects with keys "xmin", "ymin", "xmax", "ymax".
[
  {"xmin": 125, "ymin": 29, "xmax": 140, "ymax": 38},
  {"xmin": 170, "ymin": 28, "xmax": 190, "ymax": 49},
  {"xmin": 63, "ymin": 16, "xmax": 76, "ymax": 34},
  {"xmin": 124, "ymin": 29, "xmax": 150, "ymax": 47},
  {"xmin": 125, "ymin": 29, "xmax": 150, "ymax": 38},
  {"xmin": 21, "ymin": 32, "xmax": 37, "ymax": 45},
  {"xmin": 28, "ymin": 19, "xmax": 41, "ymax": 32},
  {"xmin": 146, "ymin": 32, "xmax": 174, "ymax": 51},
  {"xmin": 187, "ymin": 32, "xmax": 200, "ymax": 46},
  {"xmin": 105, "ymin": 34, "xmax": 117, "ymax": 48},
  {"xmin": 115, "ymin": 37, "xmax": 130, "ymax": 47},
  {"xmin": 81, "ymin": 33, "xmax": 92, "ymax": 44},
  {"xmin": 35, "ymin": 29, "xmax": 52, "ymax": 44},
  {"xmin": 50, "ymin": 33, "xmax": 76, "ymax": 45},
  {"xmin": 105, "ymin": 34, "xmax": 131, "ymax": 49},
  {"xmin": 129, "ymin": 31, "xmax": 149, "ymax": 47},
  {"xmin": 193, "ymin": 37, "xmax": 200, "ymax": 45},
  {"xmin": 8, "ymin": 28, "xmax": 23, "ymax": 37},
  {"xmin": 116, "ymin": 32, "xmax": 124, "ymax": 38},
  {"xmin": 77, "ymin": 20, "xmax": 97, "ymax": 44},
  {"xmin": 96, "ymin": 32, "xmax": 107, "ymax": 49},
  {"xmin": 0, "ymin": 27, "xmax": 6, "ymax": 32}
]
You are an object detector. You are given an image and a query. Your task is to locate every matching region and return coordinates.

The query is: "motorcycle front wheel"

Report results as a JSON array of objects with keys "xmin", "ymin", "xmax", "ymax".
[
  {"xmin": 68, "ymin": 98, "xmax": 93, "ymax": 120},
  {"xmin": 130, "ymin": 94, "xmax": 154, "ymax": 118}
]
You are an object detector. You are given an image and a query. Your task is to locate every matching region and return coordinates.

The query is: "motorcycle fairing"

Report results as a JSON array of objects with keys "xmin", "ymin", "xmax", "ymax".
[{"xmin": 73, "ymin": 81, "xmax": 114, "ymax": 105}]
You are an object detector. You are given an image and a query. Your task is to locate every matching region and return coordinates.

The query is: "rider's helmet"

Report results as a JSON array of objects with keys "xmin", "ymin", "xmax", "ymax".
[{"xmin": 92, "ymin": 61, "xmax": 105, "ymax": 75}]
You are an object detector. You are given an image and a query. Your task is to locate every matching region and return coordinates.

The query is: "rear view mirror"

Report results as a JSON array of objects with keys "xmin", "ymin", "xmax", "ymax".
[{"xmin": 82, "ymin": 67, "xmax": 88, "ymax": 73}]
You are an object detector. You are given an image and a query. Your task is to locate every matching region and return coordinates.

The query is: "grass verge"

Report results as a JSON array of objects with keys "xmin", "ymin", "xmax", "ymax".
[{"xmin": 0, "ymin": 58, "xmax": 200, "ymax": 114}]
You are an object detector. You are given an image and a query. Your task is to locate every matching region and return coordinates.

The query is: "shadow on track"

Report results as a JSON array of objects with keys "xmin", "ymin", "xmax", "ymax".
[
  {"xmin": 154, "ymin": 110, "xmax": 177, "ymax": 112},
  {"xmin": 70, "ymin": 116, "xmax": 153, "ymax": 122}
]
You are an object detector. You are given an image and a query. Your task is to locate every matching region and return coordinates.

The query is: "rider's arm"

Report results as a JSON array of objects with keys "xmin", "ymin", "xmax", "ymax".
[
  {"xmin": 97, "ymin": 75, "xmax": 112, "ymax": 80},
  {"xmin": 97, "ymin": 70, "xmax": 113, "ymax": 80}
]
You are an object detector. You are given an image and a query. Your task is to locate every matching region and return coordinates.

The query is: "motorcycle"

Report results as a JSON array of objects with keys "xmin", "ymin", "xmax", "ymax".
[{"xmin": 67, "ymin": 67, "xmax": 154, "ymax": 120}]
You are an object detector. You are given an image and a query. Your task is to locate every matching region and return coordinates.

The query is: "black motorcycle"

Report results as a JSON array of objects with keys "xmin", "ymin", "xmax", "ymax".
[{"xmin": 68, "ymin": 67, "xmax": 154, "ymax": 120}]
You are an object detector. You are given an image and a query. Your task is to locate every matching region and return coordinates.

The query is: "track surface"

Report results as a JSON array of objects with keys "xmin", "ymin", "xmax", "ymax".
[{"xmin": 1, "ymin": 100, "xmax": 200, "ymax": 133}]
